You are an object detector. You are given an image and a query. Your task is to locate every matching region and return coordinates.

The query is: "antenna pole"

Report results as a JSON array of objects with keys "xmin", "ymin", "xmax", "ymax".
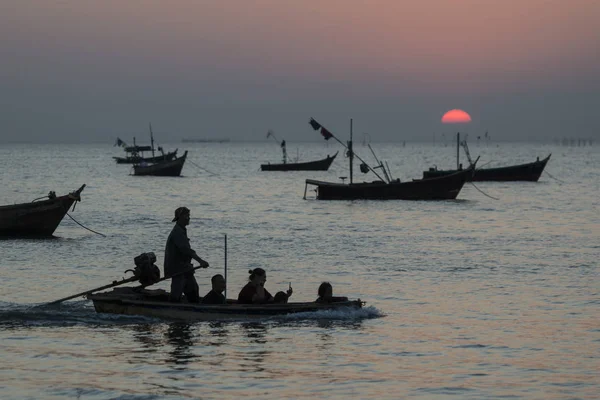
[
  {"xmin": 224, "ymin": 234, "xmax": 227, "ymax": 300},
  {"xmin": 349, "ymin": 119, "xmax": 354, "ymax": 184},
  {"xmin": 311, "ymin": 118, "xmax": 385, "ymax": 182},
  {"xmin": 456, "ymin": 132, "xmax": 460, "ymax": 169},
  {"xmin": 150, "ymin": 123, "xmax": 155, "ymax": 158}
]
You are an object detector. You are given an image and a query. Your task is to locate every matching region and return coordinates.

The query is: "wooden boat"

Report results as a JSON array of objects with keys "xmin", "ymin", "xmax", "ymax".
[
  {"xmin": 132, "ymin": 151, "xmax": 188, "ymax": 176},
  {"xmin": 423, "ymin": 154, "xmax": 551, "ymax": 182},
  {"xmin": 304, "ymin": 118, "xmax": 475, "ymax": 200},
  {"xmin": 261, "ymin": 129, "xmax": 338, "ymax": 171},
  {"xmin": 306, "ymin": 166, "xmax": 474, "ymax": 200},
  {"xmin": 0, "ymin": 185, "xmax": 85, "ymax": 237},
  {"xmin": 113, "ymin": 124, "xmax": 177, "ymax": 164},
  {"xmin": 423, "ymin": 133, "xmax": 551, "ymax": 181},
  {"xmin": 261, "ymin": 152, "xmax": 338, "ymax": 171},
  {"xmin": 113, "ymin": 150, "xmax": 178, "ymax": 164},
  {"xmin": 88, "ymin": 287, "xmax": 363, "ymax": 321}
]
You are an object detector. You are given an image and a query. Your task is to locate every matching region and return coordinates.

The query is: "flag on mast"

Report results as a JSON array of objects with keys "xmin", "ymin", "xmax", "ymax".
[
  {"xmin": 309, "ymin": 118, "xmax": 321, "ymax": 131},
  {"xmin": 320, "ymin": 127, "xmax": 333, "ymax": 140}
]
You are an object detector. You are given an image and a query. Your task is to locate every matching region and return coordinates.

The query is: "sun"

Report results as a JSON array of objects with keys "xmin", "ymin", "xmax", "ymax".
[{"xmin": 442, "ymin": 109, "xmax": 472, "ymax": 124}]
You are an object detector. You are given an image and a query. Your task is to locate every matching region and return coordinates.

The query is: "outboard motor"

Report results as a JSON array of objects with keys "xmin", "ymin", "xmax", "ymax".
[{"xmin": 126, "ymin": 252, "xmax": 161, "ymax": 286}]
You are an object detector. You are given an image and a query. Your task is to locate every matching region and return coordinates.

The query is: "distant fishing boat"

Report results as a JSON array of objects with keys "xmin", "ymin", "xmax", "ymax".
[
  {"xmin": 260, "ymin": 129, "xmax": 338, "ymax": 171},
  {"xmin": 0, "ymin": 185, "xmax": 85, "ymax": 237},
  {"xmin": 132, "ymin": 151, "xmax": 188, "ymax": 177},
  {"xmin": 303, "ymin": 119, "xmax": 475, "ymax": 200},
  {"xmin": 113, "ymin": 124, "xmax": 178, "ymax": 164},
  {"xmin": 423, "ymin": 133, "xmax": 550, "ymax": 182}
]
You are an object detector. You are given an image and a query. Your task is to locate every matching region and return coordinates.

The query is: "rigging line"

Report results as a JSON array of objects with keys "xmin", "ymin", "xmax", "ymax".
[
  {"xmin": 469, "ymin": 182, "xmax": 500, "ymax": 200},
  {"xmin": 188, "ymin": 159, "xmax": 219, "ymax": 176},
  {"xmin": 543, "ymin": 170, "xmax": 566, "ymax": 183},
  {"xmin": 66, "ymin": 213, "xmax": 106, "ymax": 237}
]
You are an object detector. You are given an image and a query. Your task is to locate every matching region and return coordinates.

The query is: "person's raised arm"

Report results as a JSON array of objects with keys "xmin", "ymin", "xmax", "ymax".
[{"xmin": 173, "ymin": 229, "xmax": 209, "ymax": 267}]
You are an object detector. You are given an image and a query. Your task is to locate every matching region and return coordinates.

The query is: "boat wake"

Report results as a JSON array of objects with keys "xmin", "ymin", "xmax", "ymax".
[
  {"xmin": 0, "ymin": 301, "xmax": 383, "ymax": 328},
  {"xmin": 0, "ymin": 301, "xmax": 158, "ymax": 329},
  {"xmin": 277, "ymin": 305, "xmax": 383, "ymax": 321}
]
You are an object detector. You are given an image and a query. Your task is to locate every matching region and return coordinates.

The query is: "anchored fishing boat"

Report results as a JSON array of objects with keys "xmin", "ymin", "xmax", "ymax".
[
  {"xmin": 0, "ymin": 185, "xmax": 85, "ymax": 237},
  {"xmin": 261, "ymin": 129, "xmax": 338, "ymax": 171},
  {"xmin": 423, "ymin": 133, "xmax": 551, "ymax": 182},
  {"xmin": 133, "ymin": 151, "xmax": 188, "ymax": 177},
  {"xmin": 303, "ymin": 118, "xmax": 475, "ymax": 200},
  {"xmin": 113, "ymin": 124, "xmax": 178, "ymax": 164},
  {"xmin": 261, "ymin": 153, "xmax": 338, "ymax": 171}
]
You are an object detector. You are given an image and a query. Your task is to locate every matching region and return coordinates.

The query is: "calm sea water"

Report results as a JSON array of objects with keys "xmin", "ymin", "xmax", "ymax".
[{"xmin": 1, "ymin": 141, "xmax": 598, "ymax": 399}]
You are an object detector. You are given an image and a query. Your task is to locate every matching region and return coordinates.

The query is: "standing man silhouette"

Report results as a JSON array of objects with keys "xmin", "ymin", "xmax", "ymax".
[{"xmin": 164, "ymin": 207, "xmax": 209, "ymax": 303}]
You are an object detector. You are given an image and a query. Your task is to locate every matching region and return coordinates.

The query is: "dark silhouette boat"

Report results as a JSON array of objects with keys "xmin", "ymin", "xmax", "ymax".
[
  {"xmin": 50, "ymin": 251, "xmax": 364, "ymax": 321},
  {"xmin": 88, "ymin": 287, "xmax": 363, "ymax": 321},
  {"xmin": 423, "ymin": 133, "xmax": 551, "ymax": 182},
  {"xmin": 261, "ymin": 152, "xmax": 338, "ymax": 171},
  {"xmin": 0, "ymin": 185, "xmax": 85, "ymax": 237},
  {"xmin": 261, "ymin": 129, "xmax": 338, "ymax": 171},
  {"xmin": 113, "ymin": 124, "xmax": 177, "ymax": 164},
  {"xmin": 114, "ymin": 149, "xmax": 178, "ymax": 164},
  {"xmin": 306, "ymin": 167, "xmax": 474, "ymax": 200},
  {"xmin": 132, "ymin": 151, "xmax": 188, "ymax": 177},
  {"xmin": 304, "ymin": 119, "xmax": 475, "ymax": 200}
]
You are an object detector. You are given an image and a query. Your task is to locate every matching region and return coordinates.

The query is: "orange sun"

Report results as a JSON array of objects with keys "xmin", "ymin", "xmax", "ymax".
[{"xmin": 442, "ymin": 109, "xmax": 472, "ymax": 124}]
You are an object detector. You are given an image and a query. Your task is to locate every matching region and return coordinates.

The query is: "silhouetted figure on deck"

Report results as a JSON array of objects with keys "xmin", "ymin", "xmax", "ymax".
[{"xmin": 164, "ymin": 207, "xmax": 209, "ymax": 303}]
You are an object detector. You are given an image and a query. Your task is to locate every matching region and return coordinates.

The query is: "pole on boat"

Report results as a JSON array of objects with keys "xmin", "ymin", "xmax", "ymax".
[
  {"xmin": 224, "ymin": 234, "xmax": 228, "ymax": 300},
  {"xmin": 309, "ymin": 117, "xmax": 386, "ymax": 182},
  {"xmin": 47, "ymin": 264, "xmax": 208, "ymax": 305},
  {"xmin": 46, "ymin": 276, "xmax": 140, "ymax": 305},
  {"xmin": 150, "ymin": 123, "xmax": 155, "ymax": 158},
  {"xmin": 349, "ymin": 118, "xmax": 354, "ymax": 184},
  {"xmin": 456, "ymin": 132, "xmax": 460, "ymax": 170}
]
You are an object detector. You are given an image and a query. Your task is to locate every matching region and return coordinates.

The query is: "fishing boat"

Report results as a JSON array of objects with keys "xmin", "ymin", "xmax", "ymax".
[
  {"xmin": 88, "ymin": 287, "xmax": 363, "ymax": 321},
  {"xmin": 0, "ymin": 185, "xmax": 85, "ymax": 237},
  {"xmin": 261, "ymin": 152, "xmax": 338, "ymax": 171},
  {"xmin": 260, "ymin": 130, "xmax": 338, "ymax": 171},
  {"xmin": 113, "ymin": 124, "xmax": 178, "ymax": 164},
  {"xmin": 49, "ymin": 248, "xmax": 364, "ymax": 322},
  {"xmin": 113, "ymin": 150, "xmax": 178, "ymax": 164},
  {"xmin": 423, "ymin": 133, "xmax": 551, "ymax": 181},
  {"xmin": 132, "ymin": 151, "xmax": 188, "ymax": 177},
  {"xmin": 303, "ymin": 119, "xmax": 475, "ymax": 200}
]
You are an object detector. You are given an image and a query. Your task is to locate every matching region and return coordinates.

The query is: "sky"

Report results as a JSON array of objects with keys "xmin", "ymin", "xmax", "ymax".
[{"xmin": 1, "ymin": 0, "xmax": 599, "ymax": 143}]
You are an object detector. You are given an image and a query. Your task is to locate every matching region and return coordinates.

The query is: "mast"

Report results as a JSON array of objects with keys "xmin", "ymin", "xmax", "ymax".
[
  {"xmin": 456, "ymin": 132, "xmax": 460, "ymax": 169},
  {"xmin": 150, "ymin": 123, "xmax": 155, "ymax": 158},
  {"xmin": 348, "ymin": 119, "xmax": 354, "ymax": 184},
  {"xmin": 281, "ymin": 140, "xmax": 287, "ymax": 164}
]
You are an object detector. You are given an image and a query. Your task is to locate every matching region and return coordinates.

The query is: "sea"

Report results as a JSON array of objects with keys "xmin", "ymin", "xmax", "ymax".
[{"xmin": 0, "ymin": 141, "xmax": 598, "ymax": 400}]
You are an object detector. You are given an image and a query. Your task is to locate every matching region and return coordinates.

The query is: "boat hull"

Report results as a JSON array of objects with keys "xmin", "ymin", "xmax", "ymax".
[
  {"xmin": 306, "ymin": 166, "xmax": 473, "ymax": 200},
  {"xmin": 133, "ymin": 151, "xmax": 187, "ymax": 177},
  {"xmin": 423, "ymin": 154, "xmax": 551, "ymax": 182},
  {"xmin": 114, "ymin": 150, "xmax": 178, "ymax": 164},
  {"xmin": 261, "ymin": 152, "xmax": 338, "ymax": 171},
  {"xmin": 0, "ymin": 185, "xmax": 85, "ymax": 237},
  {"xmin": 89, "ymin": 289, "xmax": 362, "ymax": 321}
]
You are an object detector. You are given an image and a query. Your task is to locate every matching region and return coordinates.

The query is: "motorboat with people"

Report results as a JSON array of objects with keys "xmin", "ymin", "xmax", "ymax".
[{"xmin": 87, "ymin": 287, "xmax": 363, "ymax": 321}]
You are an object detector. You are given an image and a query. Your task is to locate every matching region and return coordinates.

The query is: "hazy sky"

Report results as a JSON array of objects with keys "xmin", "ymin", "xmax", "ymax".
[{"xmin": 1, "ymin": 0, "xmax": 599, "ymax": 143}]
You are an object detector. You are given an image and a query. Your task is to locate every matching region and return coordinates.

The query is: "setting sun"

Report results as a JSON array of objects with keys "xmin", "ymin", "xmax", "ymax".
[{"xmin": 442, "ymin": 109, "xmax": 472, "ymax": 124}]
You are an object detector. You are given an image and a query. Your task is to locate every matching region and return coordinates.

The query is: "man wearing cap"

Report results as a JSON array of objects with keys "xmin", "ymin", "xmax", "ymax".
[{"xmin": 164, "ymin": 207, "xmax": 209, "ymax": 303}]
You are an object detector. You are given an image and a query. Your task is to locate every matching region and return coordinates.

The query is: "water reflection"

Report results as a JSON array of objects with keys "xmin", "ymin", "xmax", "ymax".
[
  {"xmin": 238, "ymin": 322, "xmax": 270, "ymax": 373},
  {"xmin": 129, "ymin": 323, "xmax": 162, "ymax": 352},
  {"xmin": 165, "ymin": 322, "xmax": 195, "ymax": 368}
]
